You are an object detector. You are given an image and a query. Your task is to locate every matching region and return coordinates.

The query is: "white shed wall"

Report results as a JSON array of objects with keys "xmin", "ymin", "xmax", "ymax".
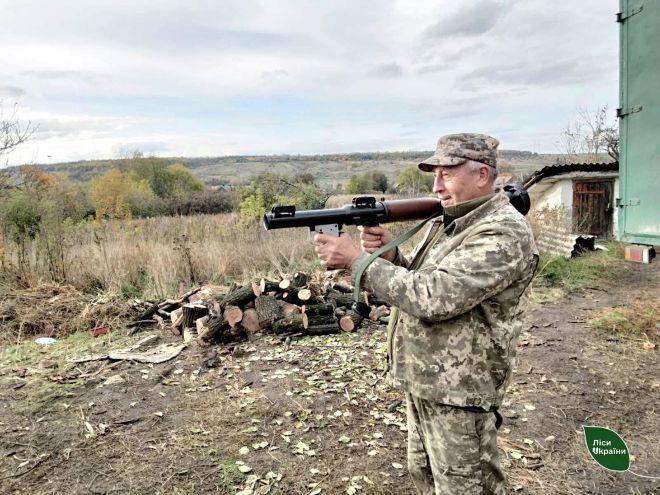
[
  {"xmin": 532, "ymin": 180, "xmax": 572, "ymax": 211},
  {"xmin": 531, "ymin": 177, "xmax": 620, "ymax": 239}
]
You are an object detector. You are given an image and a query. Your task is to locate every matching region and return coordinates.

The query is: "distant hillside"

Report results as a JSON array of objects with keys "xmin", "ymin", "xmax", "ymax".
[{"xmin": 16, "ymin": 150, "xmax": 564, "ymax": 187}]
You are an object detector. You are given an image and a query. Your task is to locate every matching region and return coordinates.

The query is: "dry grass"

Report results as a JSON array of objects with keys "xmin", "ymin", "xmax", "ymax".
[
  {"xmin": 1, "ymin": 195, "xmax": 630, "ymax": 316},
  {"xmin": 1, "ymin": 212, "xmax": 320, "ymax": 299},
  {"xmin": 1, "ymin": 195, "xmax": 435, "ymax": 301},
  {"xmin": 0, "ymin": 283, "xmax": 132, "ymax": 344},
  {"xmin": 588, "ymin": 296, "xmax": 660, "ymax": 337}
]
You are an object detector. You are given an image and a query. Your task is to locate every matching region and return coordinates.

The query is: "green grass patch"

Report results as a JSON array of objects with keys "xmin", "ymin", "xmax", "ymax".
[
  {"xmin": 532, "ymin": 242, "xmax": 625, "ymax": 295},
  {"xmin": 0, "ymin": 327, "xmax": 135, "ymax": 368},
  {"xmin": 217, "ymin": 459, "xmax": 247, "ymax": 490},
  {"xmin": 589, "ymin": 298, "xmax": 660, "ymax": 337}
]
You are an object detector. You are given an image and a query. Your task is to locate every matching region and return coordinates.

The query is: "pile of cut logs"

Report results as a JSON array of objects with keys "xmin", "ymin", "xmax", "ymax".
[{"xmin": 128, "ymin": 272, "xmax": 391, "ymax": 346}]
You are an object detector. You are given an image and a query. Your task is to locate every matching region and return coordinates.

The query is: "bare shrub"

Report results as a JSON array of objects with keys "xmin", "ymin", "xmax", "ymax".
[
  {"xmin": 1, "ymin": 212, "xmax": 320, "ymax": 298},
  {"xmin": 556, "ymin": 106, "xmax": 618, "ymax": 163}
]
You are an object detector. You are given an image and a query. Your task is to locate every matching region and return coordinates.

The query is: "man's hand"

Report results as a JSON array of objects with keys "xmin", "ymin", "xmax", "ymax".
[
  {"xmin": 358, "ymin": 226, "xmax": 396, "ymax": 262},
  {"xmin": 313, "ymin": 233, "xmax": 361, "ymax": 270}
]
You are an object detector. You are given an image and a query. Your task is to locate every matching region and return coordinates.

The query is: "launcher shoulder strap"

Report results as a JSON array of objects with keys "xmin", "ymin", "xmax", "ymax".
[{"xmin": 352, "ymin": 213, "xmax": 440, "ymax": 316}]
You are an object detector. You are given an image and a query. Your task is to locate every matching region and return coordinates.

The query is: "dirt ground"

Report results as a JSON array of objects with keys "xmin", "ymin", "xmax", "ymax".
[{"xmin": 1, "ymin": 261, "xmax": 659, "ymax": 494}]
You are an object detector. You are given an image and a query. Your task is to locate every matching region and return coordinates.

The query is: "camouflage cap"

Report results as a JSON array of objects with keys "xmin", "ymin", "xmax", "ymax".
[{"xmin": 419, "ymin": 133, "xmax": 499, "ymax": 172}]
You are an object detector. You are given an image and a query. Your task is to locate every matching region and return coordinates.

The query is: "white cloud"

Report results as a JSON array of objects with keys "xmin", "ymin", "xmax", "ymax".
[
  {"xmin": 0, "ymin": 0, "xmax": 620, "ymax": 165},
  {"xmin": 366, "ymin": 63, "xmax": 404, "ymax": 78},
  {"xmin": 0, "ymin": 85, "xmax": 25, "ymax": 98},
  {"xmin": 423, "ymin": 0, "xmax": 512, "ymax": 38}
]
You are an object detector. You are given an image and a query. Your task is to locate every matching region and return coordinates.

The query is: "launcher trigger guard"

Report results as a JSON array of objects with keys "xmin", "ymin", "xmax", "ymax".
[{"xmin": 309, "ymin": 224, "xmax": 341, "ymax": 241}]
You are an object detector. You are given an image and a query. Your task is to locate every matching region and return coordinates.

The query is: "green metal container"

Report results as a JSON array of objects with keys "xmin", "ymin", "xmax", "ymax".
[{"xmin": 618, "ymin": 0, "xmax": 660, "ymax": 245}]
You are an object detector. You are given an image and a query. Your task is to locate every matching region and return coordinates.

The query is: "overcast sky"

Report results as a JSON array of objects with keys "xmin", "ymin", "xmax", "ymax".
[{"xmin": 1, "ymin": 0, "xmax": 619, "ymax": 166}]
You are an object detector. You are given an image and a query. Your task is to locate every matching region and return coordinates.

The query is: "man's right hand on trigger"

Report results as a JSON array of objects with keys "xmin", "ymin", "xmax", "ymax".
[{"xmin": 358, "ymin": 226, "xmax": 396, "ymax": 262}]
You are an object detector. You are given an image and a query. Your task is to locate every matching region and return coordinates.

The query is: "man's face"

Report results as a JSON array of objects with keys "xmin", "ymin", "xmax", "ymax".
[{"xmin": 432, "ymin": 162, "xmax": 488, "ymax": 206}]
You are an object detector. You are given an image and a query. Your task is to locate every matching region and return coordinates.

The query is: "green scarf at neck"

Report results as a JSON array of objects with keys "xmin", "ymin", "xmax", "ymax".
[{"xmin": 443, "ymin": 192, "xmax": 495, "ymax": 227}]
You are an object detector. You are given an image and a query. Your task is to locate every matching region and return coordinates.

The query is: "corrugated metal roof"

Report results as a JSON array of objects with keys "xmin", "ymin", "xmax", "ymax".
[
  {"xmin": 527, "ymin": 171, "xmax": 619, "ymax": 198},
  {"xmin": 523, "ymin": 162, "xmax": 618, "ymax": 189},
  {"xmin": 535, "ymin": 226, "xmax": 596, "ymax": 258}
]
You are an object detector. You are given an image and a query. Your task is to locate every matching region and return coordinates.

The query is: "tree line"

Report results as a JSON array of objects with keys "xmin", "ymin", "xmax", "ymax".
[{"xmin": 0, "ymin": 102, "xmax": 434, "ymax": 283}]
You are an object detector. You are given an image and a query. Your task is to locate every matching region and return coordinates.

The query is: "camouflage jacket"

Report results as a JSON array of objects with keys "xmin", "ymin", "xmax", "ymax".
[{"xmin": 352, "ymin": 192, "xmax": 538, "ymax": 410}]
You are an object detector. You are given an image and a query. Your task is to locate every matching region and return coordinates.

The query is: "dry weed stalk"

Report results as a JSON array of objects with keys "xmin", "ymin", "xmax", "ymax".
[
  {"xmin": 1, "ymin": 213, "xmax": 318, "ymax": 299},
  {"xmin": 527, "ymin": 205, "xmax": 571, "ymax": 240}
]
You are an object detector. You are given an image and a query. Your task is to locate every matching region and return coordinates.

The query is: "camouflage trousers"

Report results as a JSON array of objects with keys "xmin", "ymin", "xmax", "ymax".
[{"xmin": 406, "ymin": 393, "xmax": 505, "ymax": 495}]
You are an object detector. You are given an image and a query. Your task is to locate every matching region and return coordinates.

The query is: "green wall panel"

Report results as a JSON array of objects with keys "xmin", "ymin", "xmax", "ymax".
[{"xmin": 619, "ymin": 0, "xmax": 660, "ymax": 244}]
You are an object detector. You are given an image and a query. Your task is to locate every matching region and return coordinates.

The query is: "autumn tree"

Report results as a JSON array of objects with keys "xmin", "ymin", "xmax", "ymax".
[
  {"xmin": 0, "ymin": 167, "xmax": 56, "ymax": 276},
  {"xmin": 167, "ymin": 163, "xmax": 204, "ymax": 199},
  {"xmin": 346, "ymin": 173, "xmax": 373, "ymax": 194},
  {"xmin": 125, "ymin": 156, "xmax": 202, "ymax": 198},
  {"xmin": 88, "ymin": 169, "xmax": 155, "ymax": 219},
  {"xmin": 127, "ymin": 156, "xmax": 175, "ymax": 198},
  {"xmin": 37, "ymin": 176, "xmax": 93, "ymax": 281},
  {"xmin": 123, "ymin": 155, "xmax": 205, "ymax": 214},
  {"xmin": 238, "ymin": 172, "xmax": 329, "ymax": 221},
  {"xmin": 1, "ymin": 166, "xmax": 95, "ymax": 282},
  {"xmin": 370, "ymin": 171, "xmax": 389, "ymax": 193},
  {"xmin": 2, "ymin": 194, "xmax": 40, "ymax": 273},
  {"xmin": 345, "ymin": 171, "xmax": 389, "ymax": 194},
  {"xmin": 396, "ymin": 166, "xmax": 434, "ymax": 196},
  {"xmin": 293, "ymin": 172, "xmax": 316, "ymax": 185},
  {"xmin": 237, "ymin": 172, "xmax": 285, "ymax": 214},
  {"xmin": 13, "ymin": 166, "xmax": 57, "ymax": 200}
]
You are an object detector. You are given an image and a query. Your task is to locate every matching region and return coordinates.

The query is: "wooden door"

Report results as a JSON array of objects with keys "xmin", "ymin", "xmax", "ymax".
[{"xmin": 572, "ymin": 180, "xmax": 614, "ymax": 238}]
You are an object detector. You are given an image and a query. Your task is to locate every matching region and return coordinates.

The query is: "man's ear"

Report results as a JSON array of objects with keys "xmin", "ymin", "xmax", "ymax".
[{"xmin": 478, "ymin": 165, "xmax": 490, "ymax": 185}]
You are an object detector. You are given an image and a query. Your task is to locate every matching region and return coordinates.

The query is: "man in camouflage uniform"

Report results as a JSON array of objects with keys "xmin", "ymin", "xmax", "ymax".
[{"xmin": 313, "ymin": 133, "xmax": 538, "ymax": 494}]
